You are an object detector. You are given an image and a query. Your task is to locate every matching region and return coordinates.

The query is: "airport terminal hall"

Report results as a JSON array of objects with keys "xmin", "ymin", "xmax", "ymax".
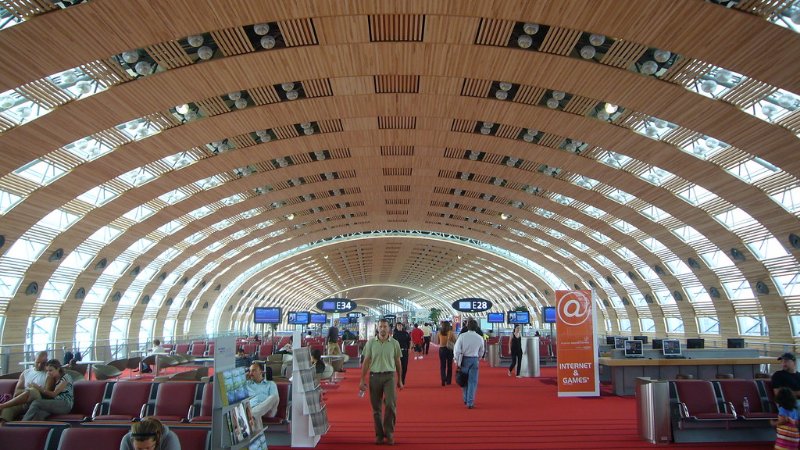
[{"xmin": 1, "ymin": 1, "xmax": 800, "ymax": 449}]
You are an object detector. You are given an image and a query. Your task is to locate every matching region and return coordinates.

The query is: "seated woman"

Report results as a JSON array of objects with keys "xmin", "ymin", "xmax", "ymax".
[
  {"xmin": 120, "ymin": 417, "xmax": 180, "ymax": 450},
  {"xmin": 311, "ymin": 348, "xmax": 326, "ymax": 375},
  {"xmin": 0, "ymin": 359, "xmax": 74, "ymax": 421}
]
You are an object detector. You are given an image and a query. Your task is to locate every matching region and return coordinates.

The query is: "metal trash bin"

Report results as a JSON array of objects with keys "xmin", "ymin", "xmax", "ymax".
[
  {"xmin": 636, "ymin": 377, "xmax": 672, "ymax": 444},
  {"xmin": 487, "ymin": 343, "xmax": 500, "ymax": 367},
  {"xmin": 518, "ymin": 336, "xmax": 540, "ymax": 377}
]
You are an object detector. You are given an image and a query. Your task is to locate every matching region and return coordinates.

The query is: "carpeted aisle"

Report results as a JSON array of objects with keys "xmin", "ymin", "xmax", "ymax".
[{"xmin": 275, "ymin": 344, "xmax": 773, "ymax": 449}]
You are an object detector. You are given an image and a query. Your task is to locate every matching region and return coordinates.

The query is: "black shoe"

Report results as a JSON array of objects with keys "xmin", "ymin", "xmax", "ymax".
[{"xmin": 442, "ymin": 381, "xmax": 445, "ymax": 386}]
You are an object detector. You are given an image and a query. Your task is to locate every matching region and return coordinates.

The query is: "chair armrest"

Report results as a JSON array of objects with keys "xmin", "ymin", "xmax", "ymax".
[
  {"xmin": 187, "ymin": 405, "xmax": 195, "ymax": 421},
  {"xmin": 91, "ymin": 402, "xmax": 101, "ymax": 419},
  {"xmin": 140, "ymin": 403, "xmax": 148, "ymax": 419},
  {"xmin": 727, "ymin": 402, "xmax": 738, "ymax": 419},
  {"xmin": 678, "ymin": 402, "xmax": 690, "ymax": 419}
]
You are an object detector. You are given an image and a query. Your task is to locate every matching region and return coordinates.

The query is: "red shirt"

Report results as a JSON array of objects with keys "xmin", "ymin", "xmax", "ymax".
[{"xmin": 410, "ymin": 327, "xmax": 424, "ymax": 344}]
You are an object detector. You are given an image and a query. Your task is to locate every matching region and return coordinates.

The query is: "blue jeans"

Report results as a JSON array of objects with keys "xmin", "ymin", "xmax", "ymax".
[{"xmin": 461, "ymin": 356, "xmax": 479, "ymax": 407}]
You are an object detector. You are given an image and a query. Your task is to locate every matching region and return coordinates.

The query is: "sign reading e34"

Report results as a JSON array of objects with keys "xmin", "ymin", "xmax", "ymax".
[
  {"xmin": 451, "ymin": 298, "xmax": 493, "ymax": 313},
  {"xmin": 316, "ymin": 298, "xmax": 356, "ymax": 313}
]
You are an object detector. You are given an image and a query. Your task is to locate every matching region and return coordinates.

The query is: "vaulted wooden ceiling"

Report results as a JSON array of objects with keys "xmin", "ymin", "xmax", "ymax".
[{"xmin": 0, "ymin": 0, "xmax": 798, "ymax": 345}]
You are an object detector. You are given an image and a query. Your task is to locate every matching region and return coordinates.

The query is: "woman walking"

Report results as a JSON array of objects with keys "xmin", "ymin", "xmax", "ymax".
[
  {"xmin": 438, "ymin": 321, "xmax": 456, "ymax": 386},
  {"xmin": 508, "ymin": 325, "xmax": 523, "ymax": 377}
]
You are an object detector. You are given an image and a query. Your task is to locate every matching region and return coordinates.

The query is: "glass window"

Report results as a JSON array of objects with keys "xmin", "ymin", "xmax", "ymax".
[
  {"xmin": 723, "ymin": 280, "xmax": 754, "ymax": 300},
  {"xmin": 697, "ymin": 316, "xmax": 720, "ymax": 334},
  {"xmin": 26, "ymin": 317, "xmax": 57, "ymax": 354},
  {"xmin": 737, "ymin": 316, "xmax": 769, "ymax": 336},
  {"xmin": 665, "ymin": 317, "xmax": 684, "ymax": 333},
  {"xmin": 74, "ymin": 317, "xmax": 96, "ymax": 358},
  {"xmin": 701, "ymin": 249, "xmax": 735, "ymax": 269},
  {"xmin": 640, "ymin": 318, "xmax": 656, "ymax": 333},
  {"xmin": 163, "ymin": 319, "xmax": 176, "ymax": 341},
  {"xmin": 790, "ymin": 316, "xmax": 800, "ymax": 337},
  {"xmin": 139, "ymin": 319, "xmax": 154, "ymax": 346},
  {"xmin": 774, "ymin": 274, "xmax": 800, "ymax": 296},
  {"xmin": 747, "ymin": 237, "xmax": 788, "ymax": 259},
  {"xmin": 109, "ymin": 318, "xmax": 129, "ymax": 359},
  {"xmin": 619, "ymin": 318, "xmax": 631, "ymax": 332}
]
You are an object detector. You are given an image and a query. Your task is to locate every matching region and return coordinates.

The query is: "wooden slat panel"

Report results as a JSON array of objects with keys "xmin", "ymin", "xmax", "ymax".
[
  {"xmin": 720, "ymin": 78, "xmax": 777, "ymax": 108},
  {"xmin": 145, "ymin": 111, "xmax": 181, "ymax": 130},
  {"xmin": 777, "ymin": 109, "xmax": 800, "ymax": 135},
  {"xmin": 538, "ymin": 26, "xmax": 581, "ymax": 56},
  {"xmin": 47, "ymin": 148, "xmax": 83, "ymax": 170},
  {"xmin": 210, "ymin": 26, "xmax": 254, "ymax": 56},
  {"xmin": 375, "ymin": 75, "xmax": 420, "ymax": 93},
  {"xmin": 273, "ymin": 125, "xmax": 299, "ymax": 139},
  {"xmin": 92, "ymin": 128, "xmax": 130, "ymax": 148},
  {"xmin": 16, "ymin": 79, "xmax": 72, "ymax": 108},
  {"xmin": 301, "ymin": 78, "xmax": 333, "ymax": 97},
  {"xmin": 0, "ymin": 114, "xmax": 16, "ymax": 133},
  {"xmin": 378, "ymin": 116, "xmax": 416, "ymax": 129},
  {"xmin": 512, "ymin": 85, "xmax": 546, "ymax": 106},
  {"xmin": 0, "ymin": 0, "xmax": 55, "ymax": 18},
  {"xmin": 195, "ymin": 96, "xmax": 229, "ymax": 116},
  {"xmin": 475, "ymin": 18, "xmax": 515, "ymax": 46},
  {"xmin": 144, "ymin": 41, "xmax": 192, "ymax": 69},
  {"xmin": 81, "ymin": 59, "xmax": 134, "ymax": 87},
  {"xmin": 381, "ymin": 146, "xmax": 415, "ymax": 156},
  {"xmin": 329, "ymin": 148, "xmax": 351, "ymax": 159},
  {"xmin": 736, "ymin": 0, "xmax": 793, "ymax": 18},
  {"xmin": 451, "ymin": 119, "xmax": 475, "ymax": 133},
  {"xmin": 662, "ymin": 127, "xmax": 700, "ymax": 148},
  {"xmin": 461, "ymin": 78, "xmax": 491, "ymax": 98},
  {"xmin": 278, "ymin": 18, "xmax": 319, "ymax": 46},
  {"xmin": 600, "ymin": 40, "xmax": 648, "ymax": 69},
  {"xmin": 229, "ymin": 133, "xmax": 257, "ymax": 149},
  {"xmin": 318, "ymin": 119, "xmax": 343, "ymax": 133},
  {"xmin": 495, "ymin": 124, "xmax": 522, "ymax": 139},
  {"xmin": 562, "ymin": 95, "xmax": 598, "ymax": 115},
  {"xmin": 0, "ymin": 173, "xmax": 39, "ymax": 196},
  {"xmin": 660, "ymin": 57, "xmax": 711, "ymax": 85},
  {"xmin": 537, "ymin": 133, "xmax": 565, "ymax": 148},
  {"xmin": 369, "ymin": 14, "xmax": 425, "ymax": 42},
  {"xmin": 249, "ymin": 86, "xmax": 281, "ymax": 105}
]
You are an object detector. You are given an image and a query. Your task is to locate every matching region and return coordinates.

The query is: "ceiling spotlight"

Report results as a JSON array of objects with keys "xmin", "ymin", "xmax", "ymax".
[
  {"xmin": 604, "ymin": 103, "xmax": 618, "ymax": 114},
  {"xmin": 134, "ymin": 61, "xmax": 152, "ymax": 76},
  {"xmin": 254, "ymin": 23, "xmax": 270, "ymax": 35},
  {"xmin": 324, "ymin": 255, "xmax": 329, "ymax": 259},
  {"xmin": 176, "ymin": 104, "xmax": 190, "ymax": 115},
  {"xmin": 121, "ymin": 51, "xmax": 139, "ymax": 64},
  {"xmin": 480, "ymin": 127, "xmax": 492, "ymax": 135},
  {"xmin": 596, "ymin": 110, "xmax": 609, "ymax": 121},
  {"xmin": 517, "ymin": 34, "xmax": 533, "ymax": 49},
  {"xmin": 198, "ymin": 46, "xmax": 213, "ymax": 60},
  {"xmin": 500, "ymin": 213, "xmax": 510, "ymax": 220},
  {"xmin": 303, "ymin": 128, "xmax": 314, "ymax": 135},
  {"xmin": 300, "ymin": 122, "xmax": 312, "ymax": 129},
  {"xmin": 187, "ymin": 35, "xmax": 204, "ymax": 47},
  {"xmin": 75, "ymin": 81, "xmax": 92, "ymax": 94},
  {"xmin": 653, "ymin": 49, "xmax": 671, "ymax": 63},
  {"xmin": 640, "ymin": 60, "xmax": 658, "ymax": 75},
  {"xmin": 522, "ymin": 23, "xmax": 540, "ymax": 35},
  {"xmin": 715, "ymin": 69, "xmax": 732, "ymax": 84},
  {"xmin": 579, "ymin": 45, "xmax": 596, "ymax": 60},
  {"xmin": 281, "ymin": 82, "xmax": 296, "ymax": 92},
  {"xmin": 234, "ymin": 98, "xmax": 248, "ymax": 109},
  {"xmin": 523, "ymin": 132, "xmax": 536, "ymax": 142},
  {"xmin": 588, "ymin": 34, "xmax": 606, "ymax": 46},
  {"xmin": 286, "ymin": 213, "xmax": 295, "ymax": 221},
  {"xmin": 546, "ymin": 98, "xmax": 560, "ymax": 109},
  {"xmin": 0, "ymin": 96, "xmax": 13, "ymax": 109},
  {"xmin": 286, "ymin": 90, "xmax": 299, "ymax": 100},
  {"xmin": 495, "ymin": 90, "xmax": 508, "ymax": 100},
  {"xmin": 498, "ymin": 82, "xmax": 513, "ymax": 91},
  {"xmin": 60, "ymin": 71, "xmax": 76, "ymax": 85},
  {"xmin": 700, "ymin": 79, "xmax": 717, "ymax": 94},
  {"xmin": 551, "ymin": 91, "xmax": 565, "ymax": 101},
  {"xmin": 260, "ymin": 35, "xmax": 277, "ymax": 49},
  {"xmin": 228, "ymin": 91, "xmax": 241, "ymax": 101}
]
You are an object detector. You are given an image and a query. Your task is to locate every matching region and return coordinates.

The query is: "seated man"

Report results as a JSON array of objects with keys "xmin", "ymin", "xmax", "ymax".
[
  {"xmin": 235, "ymin": 347, "xmax": 252, "ymax": 368},
  {"xmin": 311, "ymin": 348, "xmax": 326, "ymax": 376},
  {"xmin": 150, "ymin": 339, "xmax": 167, "ymax": 354},
  {"xmin": 246, "ymin": 362, "xmax": 279, "ymax": 430},
  {"xmin": 0, "ymin": 351, "xmax": 50, "ymax": 422},
  {"xmin": 275, "ymin": 343, "xmax": 293, "ymax": 355}
]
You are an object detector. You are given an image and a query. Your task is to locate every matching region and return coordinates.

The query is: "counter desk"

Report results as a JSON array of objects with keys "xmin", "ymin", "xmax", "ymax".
[{"xmin": 599, "ymin": 356, "xmax": 775, "ymax": 395}]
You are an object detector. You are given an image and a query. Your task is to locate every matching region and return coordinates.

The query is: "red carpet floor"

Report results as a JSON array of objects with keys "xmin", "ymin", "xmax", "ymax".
[{"xmin": 279, "ymin": 346, "xmax": 773, "ymax": 449}]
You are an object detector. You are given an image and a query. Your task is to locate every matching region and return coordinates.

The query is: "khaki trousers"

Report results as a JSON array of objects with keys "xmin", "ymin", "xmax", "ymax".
[{"xmin": 368, "ymin": 372, "xmax": 397, "ymax": 440}]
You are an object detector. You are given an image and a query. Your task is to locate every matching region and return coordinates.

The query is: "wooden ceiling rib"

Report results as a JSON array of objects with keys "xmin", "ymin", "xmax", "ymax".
[
  {"xmin": 0, "ymin": 0, "xmax": 54, "ymax": 18},
  {"xmin": 0, "ymin": 1, "xmax": 799, "ymax": 348}
]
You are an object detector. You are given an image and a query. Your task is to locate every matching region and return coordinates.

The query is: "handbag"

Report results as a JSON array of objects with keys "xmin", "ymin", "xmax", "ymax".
[{"xmin": 456, "ymin": 368, "xmax": 468, "ymax": 387}]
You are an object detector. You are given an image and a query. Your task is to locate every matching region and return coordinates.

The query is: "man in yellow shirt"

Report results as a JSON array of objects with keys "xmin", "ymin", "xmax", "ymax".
[
  {"xmin": 420, "ymin": 323, "xmax": 432, "ymax": 355},
  {"xmin": 360, "ymin": 319, "xmax": 403, "ymax": 445}
]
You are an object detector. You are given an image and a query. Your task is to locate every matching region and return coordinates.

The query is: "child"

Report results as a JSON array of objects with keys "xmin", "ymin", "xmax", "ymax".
[{"xmin": 774, "ymin": 387, "xmax": 800, "ymax": 450}]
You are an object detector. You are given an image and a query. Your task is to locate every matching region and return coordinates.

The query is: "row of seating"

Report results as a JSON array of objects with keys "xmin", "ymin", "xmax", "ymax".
[
  {"xmin": 0, "ymin": 423, "xmax": 210, "ymax": 450},
  {"xmin": 671, "ymin": 378, "xmax": 776, "ymax": 425}
]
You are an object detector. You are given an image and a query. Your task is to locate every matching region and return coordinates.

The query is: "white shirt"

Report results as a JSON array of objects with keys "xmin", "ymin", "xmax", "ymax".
[
  {"xmin": 23, "ymin": 367, "xmax": 47, "ymax": 388},
  {"xmin": 454, "ymin": 331, "xmax": 485, "ymax": 366}
]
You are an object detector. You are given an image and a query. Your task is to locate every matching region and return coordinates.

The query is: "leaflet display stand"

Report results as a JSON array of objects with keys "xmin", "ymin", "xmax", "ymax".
[
  {"xmin": 291, "ymin": 331, "xmax": 329, "ymax": 447},
  {"xmin": 211, "ymin": 335, "xmax": 268, "ymax": 450}
]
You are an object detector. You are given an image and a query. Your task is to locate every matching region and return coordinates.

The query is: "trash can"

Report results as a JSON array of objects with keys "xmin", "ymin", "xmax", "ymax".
[
  {"xmin": 636, "ymin": 377, "xmax": 672, "ymax": 443},
  {"xmin": 518, "ymin": 337, "xmax": 540, "ymax": 377},
  {"xmin": 487, "ymin": 343, "xmax": 500, "ymax": 367}
]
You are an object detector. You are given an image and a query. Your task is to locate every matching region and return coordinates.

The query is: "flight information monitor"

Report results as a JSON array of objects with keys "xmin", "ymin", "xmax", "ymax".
[
  {"xmin": 507, "ymin": 311, "xmax": 530, "ymax": 324},
  {"xmin": 338, "ymin": 317, "xmax": 350, "ymax": 325},
  {"xmin": 310, "ymin": 313, "xmax": 328, "ymax": 324},
  {"xmin": 316, "ymin": 298, "xmax": 357, "ymax": 313},
  {"xmin": 253, "ymin": 307, "xmax": 281, "ymax": 324},
  {"xmin": 486, "ymin": 312, "xmax": 505, "ymax": 323},
  {"xmin": 543, "ymin": 306, "xmax": 557, "ymax": 324},
  {"xmin": 287, "ymin": 311, "xmax": 310, "ymax": 325}
]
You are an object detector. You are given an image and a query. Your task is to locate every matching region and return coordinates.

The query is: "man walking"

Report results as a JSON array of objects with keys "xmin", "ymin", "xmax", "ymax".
[
  {"xmin": 421, "ymin": 322, "xmax": 432, "ymax": 355},
  {"xmin": 360, "ymin": 319, "xmax": 403, "ymax": 445},
  {"xmin": 454, "ymin": 319, "xmax": 484, "ymax": 409},
  {"xmin": 772, "ymin": 352, "xmax": 800, "ymax": 396}
]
